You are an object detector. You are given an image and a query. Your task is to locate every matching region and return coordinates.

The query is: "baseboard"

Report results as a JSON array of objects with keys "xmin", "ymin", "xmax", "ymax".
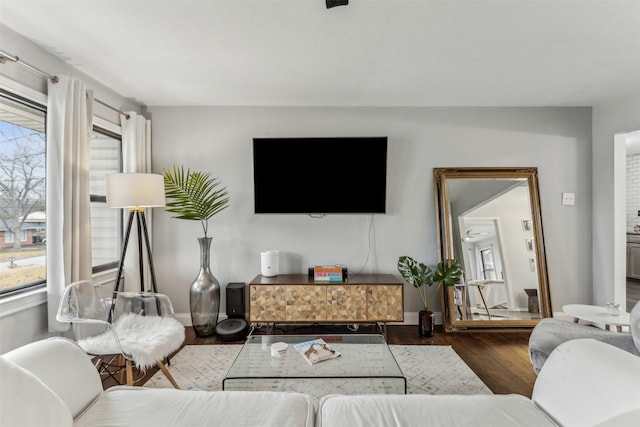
[{"xmin": 174, "ymin": 313, "xmax": 228, "ymax": 326}]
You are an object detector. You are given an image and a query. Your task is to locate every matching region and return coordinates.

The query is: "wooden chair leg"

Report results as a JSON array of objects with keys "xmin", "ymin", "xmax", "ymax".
[
  {"xmin": 117, "ymin": 355, "xmax": 126, "ymax": 384},
  {"xmin": 125, "ymin": 359, "xmax": 134, "ymax": 386},
  {"xmin": 157, "ymin": 360, "xmax": 180, "ymax": 389}
]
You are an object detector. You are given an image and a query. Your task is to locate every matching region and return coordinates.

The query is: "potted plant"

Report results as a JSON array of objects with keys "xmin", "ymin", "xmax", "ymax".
[
  {"xmin": 163, "ymin": 165, "xmax": 229, "ymax": 337},
  {"xmin": 397, "ymin": 256, "xmax": 462, "ymax": 337}
]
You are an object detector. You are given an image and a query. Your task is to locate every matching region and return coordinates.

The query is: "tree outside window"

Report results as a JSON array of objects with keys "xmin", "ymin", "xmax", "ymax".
[{"xmin": 0, "ymin": 94, "xmax": 46, "ymax": 293}]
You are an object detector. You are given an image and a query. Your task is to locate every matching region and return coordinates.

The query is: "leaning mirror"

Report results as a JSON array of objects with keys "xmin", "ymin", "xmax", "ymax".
[{"xmin": 434, "ymin": 167, "xmax": 552, "ymax": 330}]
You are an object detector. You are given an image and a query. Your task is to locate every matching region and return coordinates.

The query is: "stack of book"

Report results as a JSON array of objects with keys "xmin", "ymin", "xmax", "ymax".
[{"xmin": 313, "ymin": 265, "xmax": 343, "ymax": 282}]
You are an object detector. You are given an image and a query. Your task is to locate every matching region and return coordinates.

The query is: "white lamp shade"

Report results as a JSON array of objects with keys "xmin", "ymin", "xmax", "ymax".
[{"xmin": 106, "ymin": 173, "xmax": 166, "ymax": 208}]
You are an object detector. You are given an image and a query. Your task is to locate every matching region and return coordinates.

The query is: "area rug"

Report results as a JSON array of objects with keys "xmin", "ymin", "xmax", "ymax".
[{"xmin": 145, "ymin": 344, "xmax": 492, "ymax": 397}]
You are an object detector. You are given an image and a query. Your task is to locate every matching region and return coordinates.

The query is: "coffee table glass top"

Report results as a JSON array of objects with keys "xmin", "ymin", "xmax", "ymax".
[{"xmin": 223, "ymin": 334, "xmax": 405, "ymax": 392}]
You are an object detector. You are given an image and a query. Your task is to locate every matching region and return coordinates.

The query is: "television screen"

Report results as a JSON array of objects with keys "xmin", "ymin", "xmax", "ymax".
[{"xmin": 253, "ymin": 137, "xmax": 387, "ymax": 214}]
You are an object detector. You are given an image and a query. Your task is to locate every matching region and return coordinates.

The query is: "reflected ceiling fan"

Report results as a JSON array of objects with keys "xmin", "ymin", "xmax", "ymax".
[
  {"xmin": 463, "ymin": 228, "xmax": 489, "ymax": 242},
  {"xmin": 466, "ymin": 228, "xmax": 489, "ymax": 237}
]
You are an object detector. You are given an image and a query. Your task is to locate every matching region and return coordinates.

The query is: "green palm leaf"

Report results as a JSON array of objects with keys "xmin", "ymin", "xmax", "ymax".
[{"xmin": 163, "ymin": 165, "xmax": 229, "ymax": 237}]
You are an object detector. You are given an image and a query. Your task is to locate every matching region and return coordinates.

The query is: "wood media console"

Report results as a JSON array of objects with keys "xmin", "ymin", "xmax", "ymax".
[{"xmin": 248, "ymin": 274, "xmax": 404, "ymax": 327}]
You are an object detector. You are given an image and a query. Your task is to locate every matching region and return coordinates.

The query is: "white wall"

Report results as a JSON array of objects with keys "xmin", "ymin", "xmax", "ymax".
[
  {"xmin": 149, "ymin": 106, "xmax": 592, "ymax": 321},
  {"xmin": 0, "ymin": 24, "xmax": 140, "ymax": 123},
  {"xmin": 592, "ymin": 91, "xmax": 640, "ymax": 309}
]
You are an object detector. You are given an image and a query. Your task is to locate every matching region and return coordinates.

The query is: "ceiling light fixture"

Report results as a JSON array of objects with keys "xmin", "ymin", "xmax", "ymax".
[{"xmin": 326, "ymin": 0, "xmax": 348, "ymax": 9}]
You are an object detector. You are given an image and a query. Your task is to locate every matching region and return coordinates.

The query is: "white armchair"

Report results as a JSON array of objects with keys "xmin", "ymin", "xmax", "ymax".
[{"xmin": 56, "ymin": 280, "xmax": 185, "ymax": 388}]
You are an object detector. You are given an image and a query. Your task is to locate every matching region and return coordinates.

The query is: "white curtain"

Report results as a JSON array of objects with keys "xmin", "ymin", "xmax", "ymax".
[
  {"xmin": 46, "ymin": 76, "xmax": 93, "ymax": 332},
  {"xmin": 120, "ymin": 112, "xmax": 154, "ymax": 292}
]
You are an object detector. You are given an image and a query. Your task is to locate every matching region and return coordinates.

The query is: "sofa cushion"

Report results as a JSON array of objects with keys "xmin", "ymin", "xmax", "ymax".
[
  {"xmin": 532, "ymin": 338, "xmax": 640, "ymax": 427},
  {"xmin": 0, "ymin": 356, "xmax": 73, "ymax": 427},
  {"xmin": 74, "ymin": 388, "xmax": 314, "ymax": 427},
  {"xmin": 316, "ymin": 394, "xmax": 556, "ymax": 427}
]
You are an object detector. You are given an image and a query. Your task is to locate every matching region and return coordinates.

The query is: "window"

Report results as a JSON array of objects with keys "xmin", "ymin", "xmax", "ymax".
[
  {"xmin": 0, "ymin": 88, "xmax": 125, "ymax": 297},
  {"xmin": 1, "ymin": 84, "xmax": 123, "ymax": 295},
  {"xmin": 0, "ymin": 91, "xmax": 47, "ymax": 295},
  {"xmin": 90, "ymin": 127, "xmax": 122, "ymax": 271},
  {"xmin": 480, "ymin": 247, "xmax": 497, "ymax": 281},
  {"xmin": 5, "ymin": 230, "xmax": 27, "ymax": 243}
]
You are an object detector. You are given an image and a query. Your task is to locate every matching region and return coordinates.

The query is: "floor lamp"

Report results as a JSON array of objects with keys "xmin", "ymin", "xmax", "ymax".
[{"xmin": 106, "ymin": 173, "xmax": 166, "ymax": 296}]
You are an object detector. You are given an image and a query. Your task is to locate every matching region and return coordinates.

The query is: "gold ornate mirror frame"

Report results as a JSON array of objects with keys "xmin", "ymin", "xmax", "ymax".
[{"xmin": 434, "ymin": 167, "xmax": 552, "ymax": 331}]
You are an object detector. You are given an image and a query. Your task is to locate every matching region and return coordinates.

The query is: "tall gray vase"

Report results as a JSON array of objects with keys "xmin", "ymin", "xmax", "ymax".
[{"xmin": 190, "ymin": 237, "xmax": 220, "ymax": 337}]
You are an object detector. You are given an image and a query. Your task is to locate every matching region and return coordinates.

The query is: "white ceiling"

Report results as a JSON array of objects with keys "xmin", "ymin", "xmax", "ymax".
[{"xmin": 1, "ymin": 0, "xmax": 639, "ymax": 108}]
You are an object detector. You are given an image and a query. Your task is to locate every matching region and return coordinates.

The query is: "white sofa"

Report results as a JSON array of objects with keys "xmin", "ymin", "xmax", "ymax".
[
  {"xmin": 2, "ymin": 337, "xmax": 639, "ymax": 427},
  {"xmin": 0, "ymin": 337, "xmax": 314, "ymax": 427},
  {"xmin": 316, "ymin": 338, "xmax": 640, "ymax": 427}
]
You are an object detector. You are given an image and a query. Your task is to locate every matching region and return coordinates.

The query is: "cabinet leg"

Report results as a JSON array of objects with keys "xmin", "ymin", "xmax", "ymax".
[{"xmin": 377, "ymin": 322, "xmax": 388, "ymax": 339}]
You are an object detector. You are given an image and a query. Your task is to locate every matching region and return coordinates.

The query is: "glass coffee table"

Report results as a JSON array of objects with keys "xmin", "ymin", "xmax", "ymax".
[{"xmin": 222, "ymin": 334, "xmax": 406, "ymax": 397}]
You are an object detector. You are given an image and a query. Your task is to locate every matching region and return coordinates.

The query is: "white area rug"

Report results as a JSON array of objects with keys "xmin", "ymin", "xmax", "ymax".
[{"xmin": 146, "ymin": 344, "xmax": 491, "ymax": 397}]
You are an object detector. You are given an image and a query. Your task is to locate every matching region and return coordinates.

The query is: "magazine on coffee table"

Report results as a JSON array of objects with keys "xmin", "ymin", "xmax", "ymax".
[{"xmin": 293, "ymin": 338, "xmax": 341, "ymax": 365}]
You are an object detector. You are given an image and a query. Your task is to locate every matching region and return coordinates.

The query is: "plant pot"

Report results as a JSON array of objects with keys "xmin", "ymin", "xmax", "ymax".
[
  {"xmin": 190, "ymin": 237, "xmax": 220, "ymax": 337},
  {"xmin": 418, "ymin": 309, "xmax": 435, "ymax": 337}
]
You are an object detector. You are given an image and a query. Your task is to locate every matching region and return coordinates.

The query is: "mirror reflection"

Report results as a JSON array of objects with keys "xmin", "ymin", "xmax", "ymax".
[{"xmin": 434, "ymin": 167, "xmax": 552, "ymax": 330}]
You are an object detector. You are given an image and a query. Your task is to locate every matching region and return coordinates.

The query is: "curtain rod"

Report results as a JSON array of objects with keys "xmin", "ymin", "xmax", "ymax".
[
  {"xmin": 94, "ymin": 98, "xmax": 130, "ymax": 120},
  {"xmin": 0, "ymin": 48, "xmax": 130, "ymax": 120},
  {"xmin": 0, "ymin": 48, "xmax": 59, "ymax": 83}
]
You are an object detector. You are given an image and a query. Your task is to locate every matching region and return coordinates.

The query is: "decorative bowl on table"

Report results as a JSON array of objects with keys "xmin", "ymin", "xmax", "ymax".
[{"xmin": 606, "ymin": 302, "xmax": 622, "ymax": 315}]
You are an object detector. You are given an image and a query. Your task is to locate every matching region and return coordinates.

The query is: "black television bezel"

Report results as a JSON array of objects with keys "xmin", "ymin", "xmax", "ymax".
[{"xmin": 253, "ymin": 136, "xmax": 387, "ymax": 214}]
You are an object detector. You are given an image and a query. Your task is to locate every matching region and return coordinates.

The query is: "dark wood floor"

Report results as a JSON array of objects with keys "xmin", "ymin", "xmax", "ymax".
[{"xmin": 132, "ymin": 323, "xmax": 537, "ymax": 398}]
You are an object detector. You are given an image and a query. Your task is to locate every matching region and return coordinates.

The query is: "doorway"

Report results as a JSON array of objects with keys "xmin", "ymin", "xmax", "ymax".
[{"xmin": 624, "ymin": 130, "xmax": 640, "ymax": 312}]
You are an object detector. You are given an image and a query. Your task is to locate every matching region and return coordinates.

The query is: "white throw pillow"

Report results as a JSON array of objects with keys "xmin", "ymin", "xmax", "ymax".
[
  {"xmin": 630, "ymin": 300, "xmax": 640, "ymax": 352},
  {"xmin": 0, "ymin": 356, "xmax": 73, "ymax": 427}
]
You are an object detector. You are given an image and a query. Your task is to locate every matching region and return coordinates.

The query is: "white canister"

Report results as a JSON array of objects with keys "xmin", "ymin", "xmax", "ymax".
[{"xmin": 260, "ymin": 250, "xmax": 279, "ymax": 277}]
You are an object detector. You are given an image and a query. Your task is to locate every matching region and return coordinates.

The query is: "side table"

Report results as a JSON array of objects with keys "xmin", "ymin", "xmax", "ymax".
[{"xmin": 562, "ymin": 304, "xmax": 631, "ymax": 332}]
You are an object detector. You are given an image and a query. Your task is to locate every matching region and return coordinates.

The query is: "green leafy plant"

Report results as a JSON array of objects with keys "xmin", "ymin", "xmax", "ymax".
[
  {"xmin": 397, "ymin": 256, "xmax": 462, "ymax": 310},
  {"xmin": 163, "ymin": 165, "xmax": 229, "ymax": 238}
]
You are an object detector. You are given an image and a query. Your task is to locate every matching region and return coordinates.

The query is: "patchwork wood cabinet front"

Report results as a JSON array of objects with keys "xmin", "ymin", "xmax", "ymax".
[{"xmin": 248, "ymin": 274, "xmax": 404, "ymax": 323}]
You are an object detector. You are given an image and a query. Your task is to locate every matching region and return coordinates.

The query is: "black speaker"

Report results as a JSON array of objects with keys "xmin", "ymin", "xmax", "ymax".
[
  {"xmin": 215, "ymin": 282, "xmax": 248, "ymax": 341},
  {"xmin": 226, "ymin": 282, "xmax": 245, "ymax": 318}
]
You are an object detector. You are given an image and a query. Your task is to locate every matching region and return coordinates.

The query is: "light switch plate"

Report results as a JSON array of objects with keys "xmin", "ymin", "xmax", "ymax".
[{"xmin": 562, "ymin": 192, "xmax": 575, "ymax": 205}]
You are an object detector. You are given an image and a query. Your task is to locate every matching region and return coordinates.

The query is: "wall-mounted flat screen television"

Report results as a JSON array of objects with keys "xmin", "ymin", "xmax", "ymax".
[{"xmin": 253, "ymin": 137, "xmax": 387, "ymax": 214}]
